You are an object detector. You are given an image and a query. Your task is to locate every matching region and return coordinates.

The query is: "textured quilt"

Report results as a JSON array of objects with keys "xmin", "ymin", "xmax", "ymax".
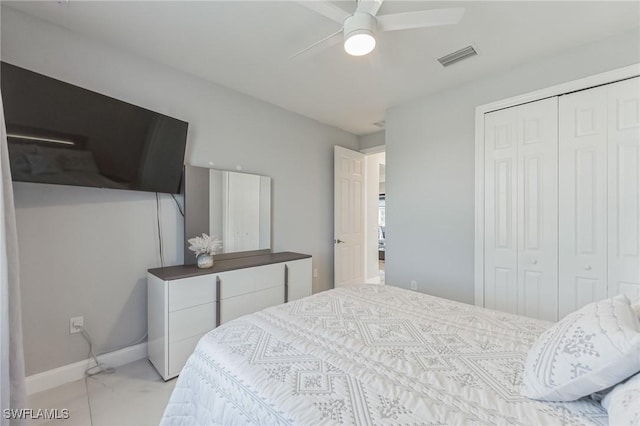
[{"xmin": 161, "ymin": 284, "xmax": 607, "ymax": 425}]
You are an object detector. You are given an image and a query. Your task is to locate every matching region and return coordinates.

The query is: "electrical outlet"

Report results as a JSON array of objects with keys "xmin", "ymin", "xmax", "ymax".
[
  {"xmin": 410, "ymin": 280, "xmax": 418, "ymax": 291},
  {"xmin": 70, "ymin": 316, "xmax": 83, "ymax": 334},
  {"xmin": 313, "ymin": 268, "xmax": 319, "ymax": 278}
]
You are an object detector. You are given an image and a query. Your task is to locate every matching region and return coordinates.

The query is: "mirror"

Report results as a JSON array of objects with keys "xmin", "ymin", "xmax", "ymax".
[{"xmin": 184, "ymin": 165, "xmax": 271, "ymax": 262}]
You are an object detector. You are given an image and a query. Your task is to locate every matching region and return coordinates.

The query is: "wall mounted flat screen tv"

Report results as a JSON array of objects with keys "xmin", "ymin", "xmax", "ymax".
[{"xmin": 1, "ymin": 62, "xmax": 188, "ymax": 194}]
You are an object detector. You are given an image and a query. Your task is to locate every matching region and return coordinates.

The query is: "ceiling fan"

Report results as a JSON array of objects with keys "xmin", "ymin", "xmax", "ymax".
[{"xmin": 293, "ymin": 0, "xmax": 465, "ymax": 58}]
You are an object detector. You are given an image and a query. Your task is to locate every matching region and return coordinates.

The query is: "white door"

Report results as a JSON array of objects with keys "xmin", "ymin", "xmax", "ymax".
[
  {"xmin": 484, "ymin": 98, "xmax": 558, "ymax": 320},
  {"xmin": 516, "ymin": 98, "xmax": 558, "ymax": 321},
  {"xmin": 334, "ymin": 146, "xmax": 365, "ymax": 287},
  {"xmin": 559, "ymin": 85, "xmax": 611, "ymax": 318},
  {"xmin": 484, "ymin": 107, "xmax": 519, "ymax": 315},
  {"xmin": 607, "ymin": 77, "xmax": 640, "ymax": 300}
]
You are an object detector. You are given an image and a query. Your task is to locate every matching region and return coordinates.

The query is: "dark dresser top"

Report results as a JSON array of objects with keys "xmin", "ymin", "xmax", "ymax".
[{"xmin": 148, "ymin": 251, "xmax": 311, "ymax": 281}]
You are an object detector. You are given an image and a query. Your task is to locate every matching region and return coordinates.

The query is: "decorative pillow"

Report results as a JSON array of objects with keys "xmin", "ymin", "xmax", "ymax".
[
  {"xmin": 26, "ymin": 153, "xmax": 63, "ymax": 175},
  {"xmin": 522, "ymin": 294, "xmax": 640, "ymax": 402},
  {"xmin": 602, "ymin": 373, "xmax": 640, "ymax": 426}
]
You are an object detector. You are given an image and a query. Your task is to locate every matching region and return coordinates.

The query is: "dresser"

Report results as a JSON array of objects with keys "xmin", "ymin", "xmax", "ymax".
[{"xmin": 147, "ymin": 252, "xmax": 312, "ymax": 380}]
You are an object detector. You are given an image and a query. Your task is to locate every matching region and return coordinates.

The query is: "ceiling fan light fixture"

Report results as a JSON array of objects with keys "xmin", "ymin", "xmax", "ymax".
[
  {"xmin": 344, "ymin": 31, "xmax": 376, "ymax": 56},
  {"xmin": 343, "ymin": 12, "xmax": 377, "ymax": 56}
]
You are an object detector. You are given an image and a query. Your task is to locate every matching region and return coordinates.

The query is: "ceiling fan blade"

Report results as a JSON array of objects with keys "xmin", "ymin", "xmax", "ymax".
[
  {"xmin": 290, "ymin": 29, "xmax": 343, "ymax": 60},
  {"xmin": 356, "ymin": 0, "xmax": 384, "ymax": 17},
  {"xmin": 296, "ymin": 1, "xmax": 350, "ymax": 24},
  {"xmin": 377, "ymin": 7, "xmax": 465, "ymax": 32}
]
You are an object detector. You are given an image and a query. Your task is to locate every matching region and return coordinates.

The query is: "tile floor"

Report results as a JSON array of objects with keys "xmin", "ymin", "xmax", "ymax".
[{"xmin": 27, "ymin": 359, "xmax": 176, "ymax": 426}]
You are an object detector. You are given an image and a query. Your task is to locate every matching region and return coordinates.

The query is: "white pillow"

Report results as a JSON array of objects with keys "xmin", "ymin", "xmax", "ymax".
[
  {"xmin": 522, "ymin": 294, "xmax": 640, "ymax": 402},
  {"xmin": 602, "ymin": 373, "xmax": 640, "ymax": 426}
]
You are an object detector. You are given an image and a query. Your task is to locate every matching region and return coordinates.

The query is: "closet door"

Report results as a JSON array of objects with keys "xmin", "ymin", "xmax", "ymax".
[
  {"xmin": 485, "ymin": 98, "xmax": 558, "ymax": 320},
  {"xmin": 484, "ymin": 107, "xmax": 518, "ymax": 314},
  {"xmin": 607, "ymin": 77, "xmax": 640, "ymax": 300},
  {"xmin": 516, "ymin": 98, "xmax": 558, "ymax": 321},
  {"xmin": 559, "ymin": 86, "xmax": 609, "ymax": 318}
]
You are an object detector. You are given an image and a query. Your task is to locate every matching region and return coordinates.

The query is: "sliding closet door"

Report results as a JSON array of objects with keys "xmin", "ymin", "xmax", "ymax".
[
  {"xmin": 485, "ymin": 108, "xmax": 518, "ymax": 314},
  {"xmin": 559, "ymin": 86, "xmax": 609, "ymax": 318},
  {"xmin": 607, "ymin": 77, "xmax": 640, "ymax": 300},
  {"xmin": 516, "ymin": 98, "xmax": 558, "ymax": 321}
]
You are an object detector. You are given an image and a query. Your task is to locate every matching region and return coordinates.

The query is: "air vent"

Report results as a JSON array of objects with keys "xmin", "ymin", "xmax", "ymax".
[
  {"xmin": 438, "ymin": 46, "xmax": 478, "ymax": 67},
  {"xmin": 373, "ymin": 120, "xmax": 386, "ymax": 128}
]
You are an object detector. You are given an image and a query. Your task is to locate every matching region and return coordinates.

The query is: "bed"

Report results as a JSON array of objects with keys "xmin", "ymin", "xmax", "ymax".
[{"xmin": 161, "ymin": 284, "xmax": 607, "ymax": 425}]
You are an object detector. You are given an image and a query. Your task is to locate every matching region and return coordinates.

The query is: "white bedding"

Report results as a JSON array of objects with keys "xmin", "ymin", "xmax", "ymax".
[{"xmin": 161, "ymin": 284, "xmax": 607, "ymax": 425}]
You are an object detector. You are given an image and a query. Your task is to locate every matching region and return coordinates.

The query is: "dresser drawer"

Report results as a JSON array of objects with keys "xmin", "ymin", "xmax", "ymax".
[
  {"xmin": 168, "ymin": 274, "xmax": 216, "ymax": 312},
  {"xmin": 287, "ymin": 258, "xmax": 312, "ymax": 283},
  {"xmin": 287, "ymin": 258, "xmax": 312, "ymax": 302},
  {"xmin": 169, "ymin": 302, "xmax": 216, "ymax": 343},
  {"xmin": 168, "ymin": 334, "xmax": 203, "ymax": 378},
  {"xmin": 218, "ymin": 263, "xmax": 284, "ymax": 299},
  {"xmin": 220, "ymin": 285, "xmax": 284, "ymax": 324}
]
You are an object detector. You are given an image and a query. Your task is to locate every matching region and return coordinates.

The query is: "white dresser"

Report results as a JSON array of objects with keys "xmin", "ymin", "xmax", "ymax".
[{"xmin": 147, "ymin": 252, "xmax": 312, "ymax": 380}]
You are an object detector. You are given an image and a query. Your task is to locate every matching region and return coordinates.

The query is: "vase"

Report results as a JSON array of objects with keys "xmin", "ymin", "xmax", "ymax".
[{"xmin": 196, "ymin": 253, "xmax": 214, "ymax": 269}]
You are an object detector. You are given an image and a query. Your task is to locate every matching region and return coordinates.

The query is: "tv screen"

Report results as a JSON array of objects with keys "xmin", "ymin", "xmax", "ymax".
[{"xmin": 1, "ymin": 62, "xmax": 188, "ymax": 194}]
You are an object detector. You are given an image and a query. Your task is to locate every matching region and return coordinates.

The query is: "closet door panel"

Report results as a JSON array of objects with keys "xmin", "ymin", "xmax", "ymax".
[
  {"xmin": 559, "ymin": 86, "xmax": 608, "ymax": 318},
  {"xmin": 517, "ymin": 98, "xmax": 558, "ymax": 321},
  {"xmin": 484, "ymin": 108, "xmax": 518, "ymax": 314},
  {"xmin": 608, "ymin": 77, "xmax": 640, "ymax": 300}
]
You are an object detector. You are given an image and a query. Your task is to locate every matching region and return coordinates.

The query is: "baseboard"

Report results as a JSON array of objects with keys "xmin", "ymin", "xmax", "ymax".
[{"xmin": 25, "ymin": 342, "xmax": 148, "ymax": 395}]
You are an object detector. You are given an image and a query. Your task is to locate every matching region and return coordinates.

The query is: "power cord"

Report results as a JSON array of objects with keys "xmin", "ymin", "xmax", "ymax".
[
  {"xmin": 76, "ymin": 325, "xmax": 148, "ymax": 422},
  {"xmin": 75, "ymin": 323, "xmax": 148, "ymax": 377},
  {"xmin": 170, "ymin": 193, "xmax": 184, "ymax": 217},
  {"xmin": 76, "ymin": 325, "xmax": 115, "ymax": 377},
  {"xmin": 155, "ymin": 192, "xmax": 164, "ymax": 267}
]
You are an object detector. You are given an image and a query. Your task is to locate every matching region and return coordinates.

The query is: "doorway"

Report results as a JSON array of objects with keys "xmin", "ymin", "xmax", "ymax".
[
  {"xmin": 378, "ymin": 190, "xmax": 385, "ymax": 284},
  {"xmin": 332, "ymin": 146, "xmax": 385, "ymax": 287},
  {"xmin": 365, "ymin": 150, "xmax": 385, "ymax": 284}
]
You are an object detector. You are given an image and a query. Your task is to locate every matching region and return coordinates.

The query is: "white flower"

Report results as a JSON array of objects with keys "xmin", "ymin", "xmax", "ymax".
[{"xmin": 188, "ymin": 233, "xmax": 222, "ymax": 256}]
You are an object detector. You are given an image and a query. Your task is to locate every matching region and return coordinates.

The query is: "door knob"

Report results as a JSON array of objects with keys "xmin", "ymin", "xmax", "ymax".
[
  {"xmin": 585, "ymin": 265, "xmax": 592, "ymax": 271},
  {"xmin": 334, "ymin": 239, "xmax": 345, "ymax": 244},
  {"xmin": 531, "ymin": 259, "xmax": 538, "ymax": 265}
]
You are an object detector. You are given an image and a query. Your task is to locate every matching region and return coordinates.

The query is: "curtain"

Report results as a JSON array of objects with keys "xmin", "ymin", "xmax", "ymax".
[{"xmin": 0, "ymin": 92, "xmax": 26, "ymax": 424}]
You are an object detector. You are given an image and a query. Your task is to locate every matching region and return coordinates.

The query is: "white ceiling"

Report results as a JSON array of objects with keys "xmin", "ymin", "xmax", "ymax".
[{"xmin": 4, "ymin": 1, "xmax": 639, "ymax": 135}]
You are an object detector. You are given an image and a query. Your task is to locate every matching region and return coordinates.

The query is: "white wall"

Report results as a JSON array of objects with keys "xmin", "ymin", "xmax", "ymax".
[
  {"xmin": 385, "ymin": 28, "xmax": 640, "ymax": 304},
  {"xmin": 364, "ymin": 152, "xmax": 385, "ymax": 282},
  {"xmin": 1, "ymin": 7, "xmax": 358, "ymax": 375}
]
